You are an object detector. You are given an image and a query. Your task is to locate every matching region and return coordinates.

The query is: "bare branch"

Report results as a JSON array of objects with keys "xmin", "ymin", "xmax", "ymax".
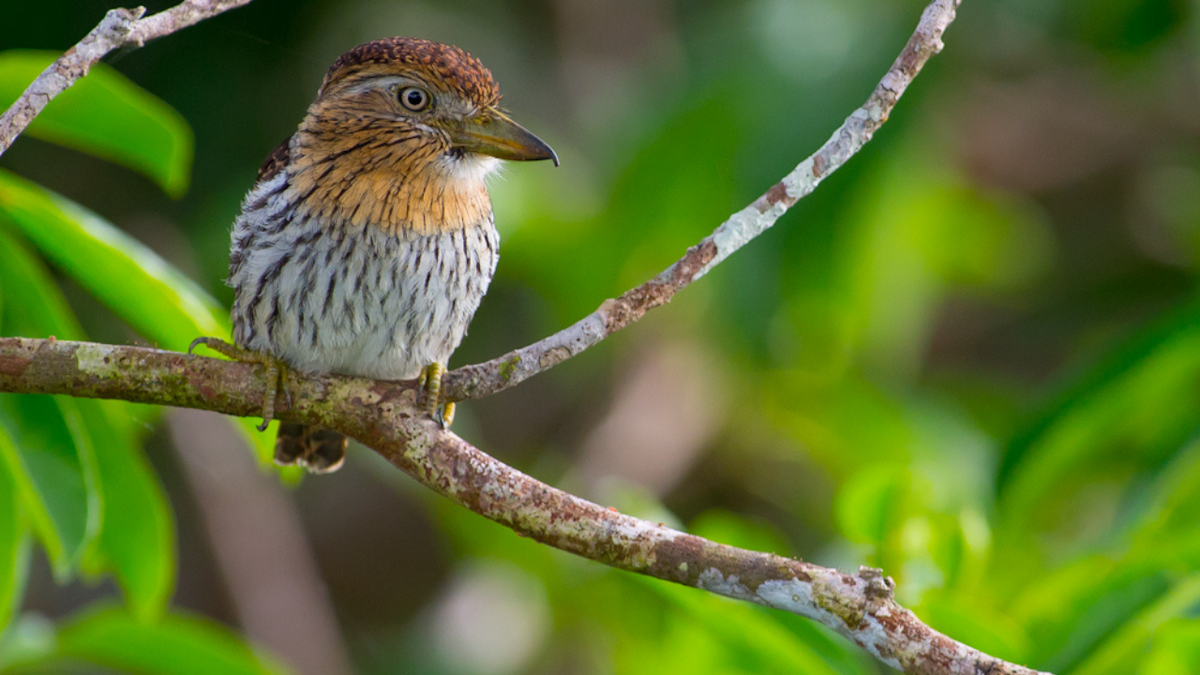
[
  {"xmin": 0, "ymin": 336, "xmax": 1049, "ymax": 675},
  {"xmin": 443, "ymin": 0, "xmax": 961, "ymax": 402},
  {"xmin": 0, "ymin": 0, "xmax": 254, "ymax": 157}
]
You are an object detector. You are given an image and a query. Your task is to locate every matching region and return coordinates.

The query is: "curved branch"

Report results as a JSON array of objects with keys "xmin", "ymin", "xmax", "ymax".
[
  {"xmin": 0, "ymin": 0, "xmax": 255, "ymax": 157},
  {"xmin": 442, "ymin": 0, "xmax": 961, "ymax": 402},
  {"xmin": 0, "ymin": 336, "xmax": 1049, "ymax": 675}
]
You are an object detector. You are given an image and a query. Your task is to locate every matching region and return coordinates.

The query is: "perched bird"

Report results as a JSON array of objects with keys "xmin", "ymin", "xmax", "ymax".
[{"xmin": 193, "ymin": 37, "xmax": 557, "ymax": 472}]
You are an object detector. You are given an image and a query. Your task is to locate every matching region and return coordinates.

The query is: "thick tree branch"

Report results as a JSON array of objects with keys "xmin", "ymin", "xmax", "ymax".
[
  {"xmin": 442, "ymin": 0, "xmax": 961, "ymax": 402},
  {"xmin": 0, "ymin": 0, "xmax": 254, "ymax": 157},
  {"xmin": 0, "ymin": 336, "xmax": 1049, "ymax": 675}
]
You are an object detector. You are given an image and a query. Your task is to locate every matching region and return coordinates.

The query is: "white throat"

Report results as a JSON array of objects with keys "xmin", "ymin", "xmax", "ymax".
[{"xmin": 438, "ymin": 152, "xmax": 503, "ymax": 185}]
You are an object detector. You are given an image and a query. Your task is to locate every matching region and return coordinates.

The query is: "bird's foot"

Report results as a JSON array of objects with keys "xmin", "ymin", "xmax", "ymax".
[
  {"xmin": 189, "ymin": 337, "xmax": 285, "ymax": 431},
  {"xmin": 418, "ymin": 362, "xmax": 454, "ymax": 428}
]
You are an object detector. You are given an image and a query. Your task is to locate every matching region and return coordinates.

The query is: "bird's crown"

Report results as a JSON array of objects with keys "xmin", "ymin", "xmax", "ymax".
[{"xmin": 319, "ymin": 37, "xmax": 500, "ymax": 108}]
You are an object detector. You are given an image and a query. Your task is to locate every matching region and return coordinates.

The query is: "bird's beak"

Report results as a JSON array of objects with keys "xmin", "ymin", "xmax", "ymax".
[{"xmin": 451, "ymin": 109, "xmax": 559, "ymax": 166}]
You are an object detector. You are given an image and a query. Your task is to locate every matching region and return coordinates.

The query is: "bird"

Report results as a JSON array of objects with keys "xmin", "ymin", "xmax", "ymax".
[{"xmin": 191, "ymin": 37, "xmax": 557, "ymax": 473}]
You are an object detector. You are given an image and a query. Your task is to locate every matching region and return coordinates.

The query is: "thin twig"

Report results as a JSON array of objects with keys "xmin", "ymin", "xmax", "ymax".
[
  {"xmin": 0, "ymin": 336, "xmax": 1051, "ymax": 675},
  {"xmin": 0, "ymin": 0, "xmax": 254, "ymax": 157},
  {"xmin": 443, "ymin": 0, "xmax": 960, "ymax": 402}
]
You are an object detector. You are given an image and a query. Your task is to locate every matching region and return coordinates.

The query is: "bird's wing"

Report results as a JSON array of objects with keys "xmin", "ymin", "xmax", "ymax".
[{"xmin": 257, "ymin": 136, "xmax": 293, "ymax": 182}]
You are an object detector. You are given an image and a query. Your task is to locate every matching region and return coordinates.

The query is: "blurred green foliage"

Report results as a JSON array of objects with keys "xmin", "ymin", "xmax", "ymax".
[
  {"xmin": 0, "ymin": 52, "xmax": 192, "ymax": 198},
  {"xmin": 2, "ymin": 0, "xmax": 1200, "ymax": 674},
  {"xmin": 1, "ymin": 606, "xmax": 289, "ymax": 674}
]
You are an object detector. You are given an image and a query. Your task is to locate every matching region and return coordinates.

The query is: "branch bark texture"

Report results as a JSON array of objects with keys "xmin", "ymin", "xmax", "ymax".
[
  {"xmin": 0, "ymin": 0, "xmax": 254, "ymax": 157},
  {"xmin": 442, "ymin": 0, "xmax": 961, "ymax": 402},
  {"xmin": 0, "ymin": 337, "xmax": 1049, "ymax": 675}
]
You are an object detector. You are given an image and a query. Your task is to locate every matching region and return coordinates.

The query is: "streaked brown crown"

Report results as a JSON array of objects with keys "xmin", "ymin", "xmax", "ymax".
[{"xmin": 319, "ymin": 37, "xmax": 500, "ymax": 108}]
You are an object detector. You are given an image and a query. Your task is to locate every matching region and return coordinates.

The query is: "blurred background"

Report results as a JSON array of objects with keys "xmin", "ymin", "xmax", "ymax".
[{"xmin": 2, "ymin": 0, "xmax": 1200, "ymax": 673}]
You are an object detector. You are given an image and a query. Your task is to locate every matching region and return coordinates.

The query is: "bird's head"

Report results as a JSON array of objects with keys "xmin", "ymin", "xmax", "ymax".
[
  {"xmin": 298, "ymin": 37, "xmax": 555, "ymax": 180},
  {"xmin": 288, "ymin": 37, "xmax": 555, "ymax": 235}
]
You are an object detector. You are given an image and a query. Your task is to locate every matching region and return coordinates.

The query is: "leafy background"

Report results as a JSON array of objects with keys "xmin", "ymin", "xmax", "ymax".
[{"xmin": 1, "ymin": 0, "xmax": 1198, "ymax": 673}]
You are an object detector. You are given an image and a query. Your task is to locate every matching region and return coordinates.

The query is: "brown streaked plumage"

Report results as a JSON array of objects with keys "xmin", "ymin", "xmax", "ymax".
[{"xmin": 210, "ymin": 37, "xmax": 556, "ymax": 472}]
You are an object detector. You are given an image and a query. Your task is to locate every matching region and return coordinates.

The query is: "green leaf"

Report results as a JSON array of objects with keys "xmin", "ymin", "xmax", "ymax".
[
  {"xmin": 0, "ymin": 170, "xmax": 226, "ymax": 351},
  {"xmin": 0, "ymin": 227, "xmax": 173, "ymax": 613},
  {"xmin": 0, "ymin": 50, "xmax": 193, "ymax": 197},
  {"xmin": 0, "ymin": 395, "xmax": 97, "ymax": 579},
  {"xmin": 1013, "ymin": 555, "xmax": 1179, "ymax": 672},
  {"xmin": 0, "ymin": 226, "xmax": 84, "ymax": 340},
  {"xmin": 1140, "ymin": 620, "xmax": 1200, "ymax": 675},
  {"xmin": 1130, "ymin": 437, "xmax": 1200, "ymax": 548},
  {"xmin": 0, "ymin": 229, "xmax": 98, "ymax": 578},
  {"xmin": 0, "ymin": 452, "xmax": 29, "ymax": 634},
  {"xmin": 997, "ymin": 304, "xmax": 1200, "ymax": 537},
  {"xmin": 4, "ymin": 606, "xmax": 292, "ymax": 675},
  {"xmin": 78, "ymin": 401, "xmax": 175, "ymax": 621},
  {"xmin": 1071, "ymin": 574, "xmax": 1200, "ymax": 675}
]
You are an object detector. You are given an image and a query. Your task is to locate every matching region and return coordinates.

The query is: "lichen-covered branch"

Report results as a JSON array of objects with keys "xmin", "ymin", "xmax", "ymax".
[
  {"xmin": 0, "ymin": 0, "xmax": 255, "ymax": 157},
  {"xmin": 442, "ymin": 0, "xmax": 961, "ymax": 402},
  {"xmin": 0, "ymin": 336, "xmax": 1049, "ymax": 675}
]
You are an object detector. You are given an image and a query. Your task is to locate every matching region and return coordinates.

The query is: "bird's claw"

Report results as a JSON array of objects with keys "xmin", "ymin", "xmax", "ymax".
[
  {"xmin": 188, "ymin": 336, "xmax": 208, "ymax": 355},
  {"xmin": 189, "ymin": 336, "xmax": 283, "ymax": 431},
  {"xmin": 189, "ymin": 336, "xmax": 257, "ymax": 362},
  {"xmin": 419, "ymin": 362, "xmax": 454, "ymax": 428},
  {"xmin": 256, "ymin": 354, "xmax": 283, "ymax": 431}
]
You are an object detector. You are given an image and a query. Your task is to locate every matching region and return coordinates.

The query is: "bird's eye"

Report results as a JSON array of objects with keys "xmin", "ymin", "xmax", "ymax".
[{"xmin": 398, "ymin": 87, "xmax": 431, "ymax": 111}]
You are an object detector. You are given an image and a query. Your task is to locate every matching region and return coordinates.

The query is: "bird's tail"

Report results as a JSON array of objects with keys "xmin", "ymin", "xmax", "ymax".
[{"xmin": 275, "ymin": 423, "xmax": 348, "ymax": 473}]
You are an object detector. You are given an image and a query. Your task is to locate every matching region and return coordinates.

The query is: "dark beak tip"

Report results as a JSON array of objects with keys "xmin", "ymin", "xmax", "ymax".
[{"xmin": 531, "ymin": 135, "xmax": 558, "ymax": 167}]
